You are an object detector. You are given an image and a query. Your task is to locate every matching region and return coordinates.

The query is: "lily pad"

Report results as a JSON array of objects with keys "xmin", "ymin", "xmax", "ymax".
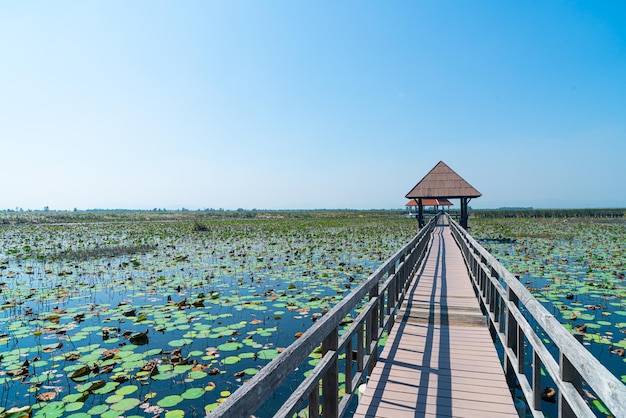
[
  {"xmin": 168, "ymin": 338, "xmax": 193, "ymax": 347},
  {"xmin": 34, "ymin": 402, "xmax": 65, "ymax": 418},
  {"xmin": 116, "ymin": 385, "xmax": 138, "ymax": 396},
  {"xmin": 64, "ymin": 402, "xmax": 84, "ymax": 412},
  {"xmin": 181, "ymin": 387, "xmax": 205, "ymax": 400},
  {"xmin": 217, "ymin": 342, "xmax": 243, "ymax": 351},
  {"xmin": 110, "ymin": 398, "xmax": 141, "ymax": 412},
  {"xmin": 256, "ymin": 349, "xmax": 279, "ymax": 360},
  {"xmin": 87, "ymin": 404, "xmax": 109, "ymax": 415},
  {"xmin": 157, "ymin": 395, "xmax": 184, "ymax": 408},
  {"xmin": 223, "ymin": 356, "xmax": 241, "ymax": 365},
  {"xmin": 93, "ymin": 382, "xmax": 120, "ymax": 395}
]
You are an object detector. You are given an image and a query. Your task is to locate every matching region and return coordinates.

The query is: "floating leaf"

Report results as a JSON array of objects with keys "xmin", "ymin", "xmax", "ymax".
[
  {"xmin": 93, "ymin": 382, "xmax": 120, "ymax": 395},
  {"xmin": 105, "ymin": 394, "xmax": 124, "ymax": 404},
  {"xmin": 87, "ymin": 404, "xmax": 109, "ymax": 415},
  {"xmin": 592, "ymin": 399, "xmax": 611, "ymax": 415},
  {"xmin": 69, "ymin": 365, "xmax": 90, "ymax": 380},
  {"xmin": 256, "ymin": 349, "xmax": 279, "ymax": 360},
  {"xmin": 144, "ymin": 348, "xmax": 163, "ymax": 356},
  {"xmin": 34, "ymin": 402, "xmax": 65, "ymax": 418},
  {"xmin": 223, "ymin": 356, "xmax": 241, "ymax": 365},
  {"xmin": 36, "ymin": 392, "xmax": 57, "ymax": 402},
  {"xmin": 157, "ymin": 395, "xmax": 184, "ymax": 408},
  {"xmin": 4, "ymin": 406, "xmax": 32, "ymax": 418},
  {"xmin": 65, "ymin": 413, "xmax": 91, "ymax": 418},
  {"xmin": 188, "ymin": 370, "xmax": 207, "ymax": 380},
  {"xmin": 110, "ymin": 398, "xmax": 141, "ymax": 412},
  {"xmin": 181, "ymin": 387, "xmax": 204, "ymax": 400},
  {"xmin": 217, "ymin": 342, "xmax": 243, "ymax": 352},
  {"xmin": 116, "ymin": 385, "xmax": 138, "ymax": 396},
  {"xmin": 168, "ymin": 339, "xmax": 193, "ymax": 347},
  {"xmin": 75, "ymin": 380, "xmax": 106, "ymax": 393},
  {"xmin": 65, "ymin": 402, "xmax": 84, "ymax": 412}
]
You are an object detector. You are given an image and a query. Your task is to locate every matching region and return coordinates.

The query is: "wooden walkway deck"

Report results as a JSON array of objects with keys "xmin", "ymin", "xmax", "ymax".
[{"xmin": 354, "ymin": 222, "xmax": 519, "ymax": 418}]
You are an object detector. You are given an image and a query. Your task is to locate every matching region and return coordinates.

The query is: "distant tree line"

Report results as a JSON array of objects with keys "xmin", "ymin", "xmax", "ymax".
[
  {"xmin": 471, "ymin": 208, "xmax": 625, "ymax": 219},
  {"xmin": 0, "ymin": 208, "xmax": 408, "ymax": 225}
]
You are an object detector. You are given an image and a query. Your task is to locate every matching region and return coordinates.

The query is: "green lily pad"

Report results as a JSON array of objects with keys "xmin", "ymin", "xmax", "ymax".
[
  {"xmin": 105, "ymin": 394, "xmax": 124, "ymax": 404},
  {"xmin": 110, "ymin": 397, "xmax": 141, "ymax": 412},
  {"xmin": 87, "ymin": 404, "xmax": 109, "ymax": 415},
  {"xmin": 188, "ymin": 370, "xmax": 207, "ymax": 380},
  {"xmin": 62, "ymin": 393, "xmax": 87, "ymax": 403},
  {"xmin": 116, "ymin": 385, "xmax": 138, "ymax": 396},
  {"xmin": 157, "ymin": 395, "xmax": 184, "ymax": 408},
  {"xmin": 75, "ymin": 380, "xmax": 106, "ymax": 393},
  {"xmin": 256, "ymin": 349, "xmax": 279, "ymax": 360},
  {"xmin": 34, "ymin": 402, "xmax": 65, "ymax": 418},
  {"xmin": 144, "ymin": 348, "xmax": 163, "ymax": 356},
  {"xmin": 181, "ymin": 387, "xmax": 204, "ymax": 400},
  {"xmin": 205, "ymin": 403, "xmax": 219, "ymax": 413},
  {"xmin": 217, "ymin": 342, "xmax": 243, "ymax": 351},
  {"xmin": 93, "ymin": 381, "xmax": 120, "ymax": 395},
  {"xmin": 223, "ymin": 356, "xmax": 241, "ymax": 365},
  {"xmin": 65, "ymin": 413, "xmax": 90, "ymax": 418},
  {"xmin": 168, "ymin": 338, "xmax": 193, "ymax": 347},
  {"xmin": 64, "ymin": 402, "xmax": 84, "ymax": 412}
]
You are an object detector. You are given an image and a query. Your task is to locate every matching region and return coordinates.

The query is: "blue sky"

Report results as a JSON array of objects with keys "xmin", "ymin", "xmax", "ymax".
[{"xmin": 2, "ymin": 1, "xmax": 625, "ymax": 210}]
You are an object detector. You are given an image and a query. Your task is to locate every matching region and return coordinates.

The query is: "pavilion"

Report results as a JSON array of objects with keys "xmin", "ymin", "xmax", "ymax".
[{"xmin": 405, "ymin": 161, "xmax": 481, "ymax": 229}]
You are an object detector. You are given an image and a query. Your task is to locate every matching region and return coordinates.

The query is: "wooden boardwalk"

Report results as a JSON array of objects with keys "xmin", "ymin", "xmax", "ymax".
[{"xmin": 354, "ymin": 222, "xmax": 519, "ymax": 418}]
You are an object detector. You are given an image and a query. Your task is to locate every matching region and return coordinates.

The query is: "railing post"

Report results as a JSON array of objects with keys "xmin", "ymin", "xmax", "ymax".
[
  {"xmin": 309, "ymin": 385, "xmax": 320, "ymax": 418},
  {"xmin": 559, "ymin": 333, "xmax": 583, "ymax": 418},
  {"xmin": 357, "ymin": 323, "xmax": 364, "ymax": 373},
  {"xmin": 532, "ymin": 350, "xmax": 542, "ymax": 412},
  {"xmin": 517, "ymin": 323, "xmax": 524, "ymax": 373},
  {"xmin": 505, "ymin": 288, "xmax": 519, "ymax": 387},
  {"xmin": 489, "ymin": 266, "xmax": 498, "ymax": 315},
  {"xmin": 388, "ymin": 262, "xmax": 398, "ymax": 329},
  {"xmin": 367, "ymin": 285, "xmax": 379, "ymax": 375},
  {"xmin": 322, "ymin": 327, "xmax": 338, "ymax": 417},
  {"xmin": 344, "ymin": 341, "xmax": 353, "ymax": 396}
]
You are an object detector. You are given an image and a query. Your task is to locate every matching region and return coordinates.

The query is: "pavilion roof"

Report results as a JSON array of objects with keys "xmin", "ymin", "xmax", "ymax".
[
  {"xmin": 405, "ymin": 161, "xmax": 481, "ymax": 199},
  {"xmin": 405, "ymin": 198, "xmax": 453, "ymax": 207}
]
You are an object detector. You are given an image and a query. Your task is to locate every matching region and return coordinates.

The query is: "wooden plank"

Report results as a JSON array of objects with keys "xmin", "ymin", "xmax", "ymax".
[{"xmin": 354, "ymin": 223, "xmax": 518, "ymax": 418}]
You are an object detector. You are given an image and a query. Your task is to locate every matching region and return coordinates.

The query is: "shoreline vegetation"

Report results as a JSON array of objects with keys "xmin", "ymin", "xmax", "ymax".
[{"xmin": 0, "ymin": 207, "xmax": 624, "ymax": 225}]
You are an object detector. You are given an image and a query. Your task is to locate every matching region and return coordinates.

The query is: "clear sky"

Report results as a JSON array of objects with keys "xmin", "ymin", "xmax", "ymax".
[{"xmin": 2, "ymin": 1, "xmax": 625, "ymax": 211}]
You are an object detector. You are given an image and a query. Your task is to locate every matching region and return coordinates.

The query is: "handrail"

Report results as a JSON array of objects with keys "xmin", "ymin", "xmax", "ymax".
[
  {"xmin": 211, "ymin": 215, "xmax": 438, "ymax": 418},
  {"xmin": 447, "ymin": 214, "xmax": 626, "ymax": 418}
]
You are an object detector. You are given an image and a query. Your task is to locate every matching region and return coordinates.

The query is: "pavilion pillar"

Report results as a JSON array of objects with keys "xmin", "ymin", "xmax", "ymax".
[
  {"xmin": 460, "ymin": 198, "xmax": 469, "ymax": 229},
  {"xmin": 418, "ymin": 198, "xmax": 424, "ymax": 228}
]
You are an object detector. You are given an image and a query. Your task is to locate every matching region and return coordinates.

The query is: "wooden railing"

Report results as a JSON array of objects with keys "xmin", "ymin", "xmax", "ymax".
[
  {"xmin": 448, "ymin": 214, "xmax": 626, "ymax": 418},
  {"xmin": 211, "ymin": 216, "xmax": 437, "ymax": 418}
]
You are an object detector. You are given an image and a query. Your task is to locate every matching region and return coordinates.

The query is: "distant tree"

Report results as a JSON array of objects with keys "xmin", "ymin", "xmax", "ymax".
[{"xmin": 44, "ymin": 206, "xmax": 49, "ymax": 212}]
